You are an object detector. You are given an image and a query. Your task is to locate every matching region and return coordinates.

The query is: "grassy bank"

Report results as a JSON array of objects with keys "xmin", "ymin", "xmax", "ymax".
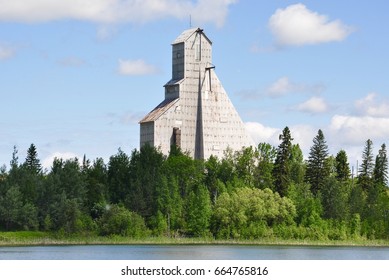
[{"xmin": 1, "ymin": 231, "xmax": 389, "ymax": 247}]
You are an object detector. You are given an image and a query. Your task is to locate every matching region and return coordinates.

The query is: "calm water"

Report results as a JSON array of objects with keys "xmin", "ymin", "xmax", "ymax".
[{"xmin": 1, "ymin": 245, "xmax": 389, "ymax": 260}]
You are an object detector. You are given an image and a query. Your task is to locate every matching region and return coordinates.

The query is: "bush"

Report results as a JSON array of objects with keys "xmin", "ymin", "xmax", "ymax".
[
  {"xmin": 211, "ymin": 187, "xmax": 296, "ymax": 239},
  {"xmin": 98, "ymin": 205, "xmax": 149, "ymax": 237}
]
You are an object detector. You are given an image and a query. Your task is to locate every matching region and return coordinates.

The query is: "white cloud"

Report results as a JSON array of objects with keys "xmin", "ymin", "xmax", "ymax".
[
  {"xmin": 0, "ymin": 44, "xmax": 15, "ymax": 60},
  {"xmin": 0, "ymin": 0, "xmax": 236, "ymax": 27},
  {"xmin": 269, "ymin": 3, "xmax": 352, "ymax": 46},
  {"xmin": 329, "ymin": 114, "xmax": 389, "ymax": 146},
  {"xmin": 245, "ymin": 122, "xmax": 317, "ymax": 158},
  {"xmin": 245, "ymin": 122, "xmax": 280, "ymax": 146},
  {"xmin": 266, "ymin": 77, "xmax": 326, "ymax": 98},
  {"xmin": 267, "ymin": 76, "xmax": 295, "ymax": 97},
  {"xmin": 42, "ymin": 151, "xmax": 80, "ymax": 169},
  {"xmin": 355, "ymin": 92, "xmax": 389, "ymax": 117},
  {"xmin": 290, "ymin": 124, "xmax": 317, "ymax": 156},
  {"xmin": 118, "ymin": 59, "xmax": 158, "ymax": 76},
  {"xmin": 296, "ymin": 96, "xmax": 328, "ymax": 114},
  {"xmin": 190, "ymin": 0, "xmax": 237, "ymax": 28}
]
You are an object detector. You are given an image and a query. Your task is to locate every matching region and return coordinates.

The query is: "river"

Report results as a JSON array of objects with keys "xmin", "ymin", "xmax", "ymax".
[{"xmin": 1, "ymin": 245, "xmax": 389, "ymax": 260}]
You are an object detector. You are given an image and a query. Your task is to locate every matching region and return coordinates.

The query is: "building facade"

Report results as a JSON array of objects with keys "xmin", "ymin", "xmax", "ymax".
[{"xmin": 139, "ymin": 28, "xmax": 254, "ymax": 159}]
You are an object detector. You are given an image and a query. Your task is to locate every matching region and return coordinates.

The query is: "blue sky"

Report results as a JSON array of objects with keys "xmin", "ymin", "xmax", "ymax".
[{"xmin": 1, "ymin": 0, "xmax": 388, "ymax": 171}]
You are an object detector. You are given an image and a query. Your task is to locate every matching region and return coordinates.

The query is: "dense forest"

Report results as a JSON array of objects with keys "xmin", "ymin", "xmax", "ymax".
[{"xmin": 0, "ymin": 127, "xmax": 388, "ymax": 241}]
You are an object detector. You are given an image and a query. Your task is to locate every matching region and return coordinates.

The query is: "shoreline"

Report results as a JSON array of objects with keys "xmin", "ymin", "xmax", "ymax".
[{"xmin": 1, "ymin": 232, "xmax": 389, "ymax": 247}]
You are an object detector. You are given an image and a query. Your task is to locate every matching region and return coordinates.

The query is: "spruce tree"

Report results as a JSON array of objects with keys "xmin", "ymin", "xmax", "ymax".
[
  {"xmin": 373, "ymin": 143, "xmax": 388, "ymax": 187},
  {"xmin": 305, "ymin": 129, "xmax": 329, "ymax": 195},
  {"xmin": 358, "ymin": 139, "xmax": 374, "ymax": 190},
  {"xmin": 335, "ymin": 149, "xmax": 350, "ymax": 181},
  {"xmin": 273, "ymin": 127, "xmax": 293, "ymax": 196},
  {"xmin": 25, "ymin": 143, "xmax": 41, "ymax": 174}
]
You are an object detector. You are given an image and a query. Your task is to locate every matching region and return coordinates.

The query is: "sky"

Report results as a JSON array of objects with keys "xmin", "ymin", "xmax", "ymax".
[{"xmin": 1, "ymin": 0, "xmax": 389, "ymax": 172}]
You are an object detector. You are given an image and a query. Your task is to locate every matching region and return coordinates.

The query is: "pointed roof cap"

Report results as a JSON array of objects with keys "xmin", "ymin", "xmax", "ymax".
[{"xmin": 172, "ymin": 27, "xmax": 212, "ymax": 45}]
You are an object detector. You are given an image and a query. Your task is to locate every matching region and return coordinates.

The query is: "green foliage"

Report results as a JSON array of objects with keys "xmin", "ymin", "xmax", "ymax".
[
  {"xmin": 98, "ymin": 205, "xmax": 149, "ymax": 237},
  {"xmin": 374, "ymin": 144, "xmax": 388, "ymax": 187},
  {"xmin": 289, "ymin": 144, "xmax": 306, "ymax": 185},
  {"xmin": 335, "ymin": 150, "xmax": 350, "ymax": 181},
  {"xmin": 287, "ymin": 183, "xmax": 323, "ymax": 227},
  {"xmin": 320, "ymin": 177, "xmax": 350, "ymax": 220},
  {"xmin": 358, "ymin": 139, "xmax": 374, "ymax": 190},
  {"xmin": 0, "ymin": 186, "xmax": 23, "ymax": 230},
  {"xmin": 154, "ymin": 174, "xmax": 183, "ymax": 235},
  {"xmin": 107, "ymin": 148, "xmax": 131, "ymax": 205},
  {"xmin": 186, "ymin": 184, "xmax": 212, "ymax": 237},
  {"xmin": 128, "ymin": 144, "xmax": 165, "ymax": 218},
  {"xmin": 273, "ymin": 127, "xmax": 293, "ymax": 196},
  {"xmin": 212, "ymin": 187, "xmax": 296, "ymax": 239},
  {"xmin": 254, "ymin": 143, "xmax": 276, "ymax": 190},
  {"xmin": 1, "ymin": 140, "xmax": 389, "ymax": 241},
  {"xmin": 84, "ymin": 158, "xmax": 108, "ymax": 217},
  {"xmin": 305, "ymin": 129, "xmax": 330, "ymax": 195},
  {"xmin": 204, "ymin": 155, "xmax": 222, "ymax": 202},
  {"xmin": 24, "ymin": 143, "xmax": 42, "ymax": 174},
  {"xmin": 234, "ymin": 147, "xmax": 256, "ymax": 188}
]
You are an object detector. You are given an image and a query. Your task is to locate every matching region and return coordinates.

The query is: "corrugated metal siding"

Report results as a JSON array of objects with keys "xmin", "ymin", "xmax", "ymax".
[{"xmin": 139, "ymin": 98, "xmax": 179, "ymax": 123}]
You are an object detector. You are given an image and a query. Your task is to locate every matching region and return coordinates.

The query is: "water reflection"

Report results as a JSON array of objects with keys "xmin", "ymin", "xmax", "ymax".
[{"xmin": 0, "ymin": 245, "xmax": 388, "ymax": 260}]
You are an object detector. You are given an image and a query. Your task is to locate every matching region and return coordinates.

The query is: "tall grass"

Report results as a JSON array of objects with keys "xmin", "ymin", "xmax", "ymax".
[{"xmin": 1, "ymin": 231, "xmax": 389, "ymax": 247}]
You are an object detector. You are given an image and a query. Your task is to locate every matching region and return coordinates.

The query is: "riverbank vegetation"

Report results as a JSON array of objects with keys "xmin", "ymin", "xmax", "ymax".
[{"xmin": 0, "ymin": 127, "xmax": 388, "ymax": 244}]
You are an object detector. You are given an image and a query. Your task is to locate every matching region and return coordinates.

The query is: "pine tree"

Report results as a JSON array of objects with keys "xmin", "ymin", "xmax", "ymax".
[
  {"xmin": 25, "ymin": 143, "xmax": 41, "ymax": 174},
  {"xmin": 358, "ymin": 139, "xmax": 374, "ymax": 190},
  {"xmin": 305, "ymin": 129, "xmax": 329, "ymax": 195},
  {"xmin": 10, "ymin": 145, "xmax": 18, "ymax": 170},
  {"xmin": 335, "ymin": 149, "xmax": 350, "ymax": 181},
  {"xmin": 273, "ymin": 127, "xmax": 293, "ymax": 196},
  {"xmin": 373, "ymin": 143, "xmax": 388, "ymax": 187}
]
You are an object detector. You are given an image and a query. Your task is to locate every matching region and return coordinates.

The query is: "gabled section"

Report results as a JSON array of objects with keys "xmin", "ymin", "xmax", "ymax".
[
  {"xmin": 139, "ymin": 98, "xmax": 179, "ymax": 124},
  {"xmin": 172, "ymin": 27, "xmax": 212, "ymax": 45}
]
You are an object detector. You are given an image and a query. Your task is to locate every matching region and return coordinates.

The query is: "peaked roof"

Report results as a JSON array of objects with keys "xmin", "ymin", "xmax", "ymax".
[
  {"xmin": 139, "ymin": 98, "xmax": 179, "ymax": 123},
  {"xmin": 172, "ymin": 27, "xmax": 212, "ymax": 45}
]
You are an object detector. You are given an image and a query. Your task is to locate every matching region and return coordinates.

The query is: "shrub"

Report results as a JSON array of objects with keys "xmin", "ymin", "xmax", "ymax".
[{"xmin": 98, "ymin": 205, "xmax": 149, "ymax": 237}]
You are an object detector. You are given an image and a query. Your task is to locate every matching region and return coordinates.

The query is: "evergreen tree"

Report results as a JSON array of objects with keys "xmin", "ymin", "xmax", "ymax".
[
  {"xmin": 373, "ymin": 143, "xmax": 388, "ymax": 187},
  {"xmin": 335, "ymin": 149, "xmax": 350, "ymax": 181},
  {"xmin": 0, "ymin": 186, "xmax": 23, "ymax": 230},
  {"xmin": 15, "ymin": 144, "xmax": 43, "ymax": 205},
  {"xmin": 10, "ymin": 145, "xmax": 18, "ymax": 171},
  {"xmin": 273, "ymin": 127, "xmax": 293, "ymax": 196},
  {"xmin": 305, "ymin": 129, "xmax": 329, "ymax": 195},
  {"xmin": 85, "ymin": 158, "xmax": 108, "ymax": 219},
  {"xmin": 358, "ymin": 139, "xmax": 374, "ymax": 190},
  {"xmin": 365, "ymin": 143, "xmax": 388, "ymax": 234},
  {"xmin": 24, "ymin": 143, "xmax": 41, "ymax": 174},
  {"xmin": 107, "ymin": 148, "xmax": 131, "ymax": 205},
  {"xmin": 128, "ymin": 144, "xmax": 165, "ymax": 219}
]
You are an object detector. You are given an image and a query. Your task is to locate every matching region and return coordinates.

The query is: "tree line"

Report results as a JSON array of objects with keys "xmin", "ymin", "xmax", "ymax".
[{"xmin": 0, "ymin": 127, "xmax": 388, "ymax": 240}]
